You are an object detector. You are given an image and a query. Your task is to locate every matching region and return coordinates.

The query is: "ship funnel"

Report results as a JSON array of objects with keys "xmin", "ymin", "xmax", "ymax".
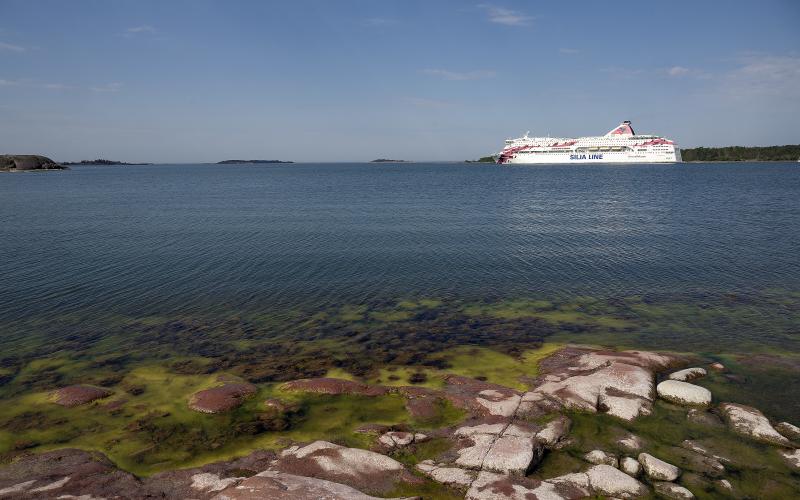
[{"xmin": 605, "ymin": 121, "xmax": 635, "ymax": 136}]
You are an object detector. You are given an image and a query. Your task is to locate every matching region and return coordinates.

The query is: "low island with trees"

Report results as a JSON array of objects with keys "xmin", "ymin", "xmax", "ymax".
[
  {"xmin": 62, "ymin": 159, "xmax": 152, "ymax": 166},
  {"xmin": 217, "ymin": 159, "xmax": 294, "ymax": 164},
  {"xmin": 680, "ymin": 145, "xmax": 800, "ymax": 162}
]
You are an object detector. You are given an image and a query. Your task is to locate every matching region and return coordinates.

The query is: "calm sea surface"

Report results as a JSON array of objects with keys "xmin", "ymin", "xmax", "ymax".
[{"xmin": 2, "ymin": 162, "xmax": 799, "ymax": 351}]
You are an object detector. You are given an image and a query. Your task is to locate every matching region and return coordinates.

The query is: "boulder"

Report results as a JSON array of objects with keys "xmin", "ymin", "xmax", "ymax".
[
  {"xmin": 775, "ymin": 421, "xmax": 800, "ymax": 441},
  {"xmin": 620, "ymin": 456, "xmax": 641, "ymax": 476},
  {"xmin": 0, "ymin": 155, "xmax": 66, "ymax": 172},
  {"xmin": 210, "ymin": 471, "xmax": 413, "ymax": 500},
  {"xmin": 639, "ymin": 453, "xmax": 680, "ymax": 481},
  {"xmin": 668, "ymin": 368, "xmax": 706, "ymax": 382},
  {"xmin": 653, "ymin": 481, "xmax": 695, "ymax": 499},
  {"xmin": 709, "ymin": 362, "xmax": 725, "ymax": 371},
  {"xmin": 189, "ymin": 382, "xmax": 256, "ymax": 413},
  {"xmin": 585, "ymin": 464, "xmax": 649, "ymax": 499},
  {"xmin": 280, "ymin": 378, "xmax": 388, "ymax": 396},
  {"xmin": 274, "ymin": 441, "xmax": 413, "ymax": 494},
  {"xmin": 656, "ymin": 380, "xmax": 711, "ymax": 406},
  {"xmin": 584, "ymin": 449, "xmax": 618, "ymax": 467},
  {"xmin": 50, "ymin": 385, "xmax": 112, "ymax": 407},
  {"xmin": 718, "ymin": 403, "xmax": 791, "ymax": 446},
  {"xmin": 778, "ymin": 449, "xmax": 800, "ymax": 471},
  {"xmin": 617, "ymin": 434, "xmax": 642, "ymax": 452},
  {"xmin": 686, "ymin": 408, "xmax": 723, "ymax": 427}
]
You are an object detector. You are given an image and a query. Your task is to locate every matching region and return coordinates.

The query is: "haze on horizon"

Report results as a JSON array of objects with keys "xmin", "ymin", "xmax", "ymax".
[{"xmin": 1, "ymin": 0, "xmax": 798, "ymax": 163}]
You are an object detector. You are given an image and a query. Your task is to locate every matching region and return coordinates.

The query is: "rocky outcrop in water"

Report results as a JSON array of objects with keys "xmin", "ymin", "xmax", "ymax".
[
  {"xmin": 189, "ymin": 381, "xmax": 256, "ymax": 413},
  {"xmin": 50, "ymin": 385, "xmax": 112, "ymax": 407},
  {"xmin": 0, "ymin": 155, "xmax": 66, "ymax": 171},
  {"xmin": 719, "ymin": 402, "xmax": 791, "ymax": 446}
]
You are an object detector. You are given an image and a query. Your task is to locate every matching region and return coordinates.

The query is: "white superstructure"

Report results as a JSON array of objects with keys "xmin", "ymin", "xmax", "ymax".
[{"xmin": 496, "ymin": 121, "xmax": 681, "ymax": 164}]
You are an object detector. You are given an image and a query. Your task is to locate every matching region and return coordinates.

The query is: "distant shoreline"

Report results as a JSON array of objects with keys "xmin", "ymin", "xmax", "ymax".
[{"xmin": 217, "ymin": 159, "xmax": 294, "ymax": 164}]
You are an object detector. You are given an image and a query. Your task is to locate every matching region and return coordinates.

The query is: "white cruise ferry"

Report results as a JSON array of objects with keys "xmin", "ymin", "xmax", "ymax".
[{"xmin": 496, "ymin": 121, "xmax": 681, "ymax": 164}]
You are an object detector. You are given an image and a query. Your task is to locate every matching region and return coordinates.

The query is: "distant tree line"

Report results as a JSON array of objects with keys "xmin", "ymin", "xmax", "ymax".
[{"xmin": 681, "ymin": 145, "xmax": 800, "ymax": 162}]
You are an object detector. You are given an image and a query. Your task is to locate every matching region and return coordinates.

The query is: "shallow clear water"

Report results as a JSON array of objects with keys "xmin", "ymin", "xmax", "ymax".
[{"xmin": 1, "ymin": 162, "xmax": 799, "ymax": 354}]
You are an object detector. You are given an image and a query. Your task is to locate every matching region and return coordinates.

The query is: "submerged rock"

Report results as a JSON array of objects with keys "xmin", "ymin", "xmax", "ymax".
[
  {"xmin": 778, "ymin": 449, "xmax": 800, "ymax": 471},
  {"xmin": 617, "ymin": 434, "xmax": 643, "ymax": 452},
  {"xmin": 280, "ymin": 378, "xmax": 388, "ymax": 396},
  {"xmin": 775, "ymin": 421, "xmax": 800, "ymax": 441},
  {"xmin": 656, "ymin": 380, "xmax": 712, "ymax": 406},
  {"xmin": 668, "ymin": 367, "xmax": 706, "ymax": 382},
  {"xmin": 189, "ymin": 382, "xmax": 256, "ymax": 413},
  {"xmin": 51, "ymin": 385, "xmax": 112, "ymax": 407},
  {"xmin": 585, "ymin": 464, "xmax": 648, "ymax": 499},
  {"xmin": 686, "ymin": 408, "xmax": 723, "ymax": 427},
  {"xmin": 653, "ymin": 481, "xmax": 695, "ymax": 499},
  {"xmin": 639, "ymin": 453, "xmax": 680, "ymax": 481},
  {"xmin": 719, "ymin": 403, "xmax": 791, "ymax": 446}
]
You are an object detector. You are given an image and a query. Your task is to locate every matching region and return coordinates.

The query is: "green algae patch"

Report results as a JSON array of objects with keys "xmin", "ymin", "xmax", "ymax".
[
  {"xmin": 433, "ymin": 343, "xmax": 562, "ymax": 391},
  {"xmin": 369, "ymin": 366, "xmax": 445, "ymax": 389}
]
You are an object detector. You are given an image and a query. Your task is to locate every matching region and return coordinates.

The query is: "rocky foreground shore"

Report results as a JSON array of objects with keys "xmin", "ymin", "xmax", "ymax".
[{"xmin": 1, "ymin": 346, "xmax": 797, "ymax": 499}]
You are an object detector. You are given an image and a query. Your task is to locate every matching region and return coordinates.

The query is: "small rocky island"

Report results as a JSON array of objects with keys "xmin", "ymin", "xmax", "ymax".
[
  {"xmin": 371, "ymin": 158, "xmax": 411, "ymax": 163},
  {"xmin": 217, "ymin": 159, "xmax": 294, "ymax": 164},
  {"xmin": 0, "ymin": 155, "xmax": 67, "ymax": 172},
  {"xmin": 62, "ymin": 159, "xmax": 151, "ymax": 166}
]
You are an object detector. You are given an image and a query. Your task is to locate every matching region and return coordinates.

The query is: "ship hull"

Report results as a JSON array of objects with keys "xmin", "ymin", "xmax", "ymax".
[{"xmin": 501, "ymin": 147, "xmax": 681, "ymax": 164}]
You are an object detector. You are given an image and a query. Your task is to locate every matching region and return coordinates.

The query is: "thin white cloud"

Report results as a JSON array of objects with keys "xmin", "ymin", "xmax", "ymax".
[
  {"xmin": 559, "ymin": 48, "xmax": 580, "ymax": 55},
  {"xmin": 405, "ymin": 97, "xmax": 454, "ymax": 109},
  {"xmin": 127, "ymin": 25, "xmax": 155, "ymax": 34},
  {"xmin": 422, "ymin": 68, "xmax": 496, "ymax": 81},
  {"xmin": 0, "ymin": 41, "xmax": 25, "ymax": 52},
  {"xmin": 42, "ymin": 83, "xmax": 70, "ymax": 90},
  {"xmin": 90, "ymin": 82, "xmax": 123, "ymax": 92},
  {"xmin": 667, "ymin": 66, "xmax": 690, "ymax": 77},
  {"xmin": 723, "ymin": 54, "xmax": 800, "ymax": 99},
  {"xmin": 479, "ymin": 4, "xmax": 532, "ymax": 26},
  {"xmin": 0, "ymin": 78, "xmax": 20, "ymax": 86}
]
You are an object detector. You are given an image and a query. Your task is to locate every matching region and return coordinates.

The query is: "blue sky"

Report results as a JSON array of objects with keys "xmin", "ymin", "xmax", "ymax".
[{"xmin": 1, "ymin": 0, "xmax": 798, "ymax": 162}]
